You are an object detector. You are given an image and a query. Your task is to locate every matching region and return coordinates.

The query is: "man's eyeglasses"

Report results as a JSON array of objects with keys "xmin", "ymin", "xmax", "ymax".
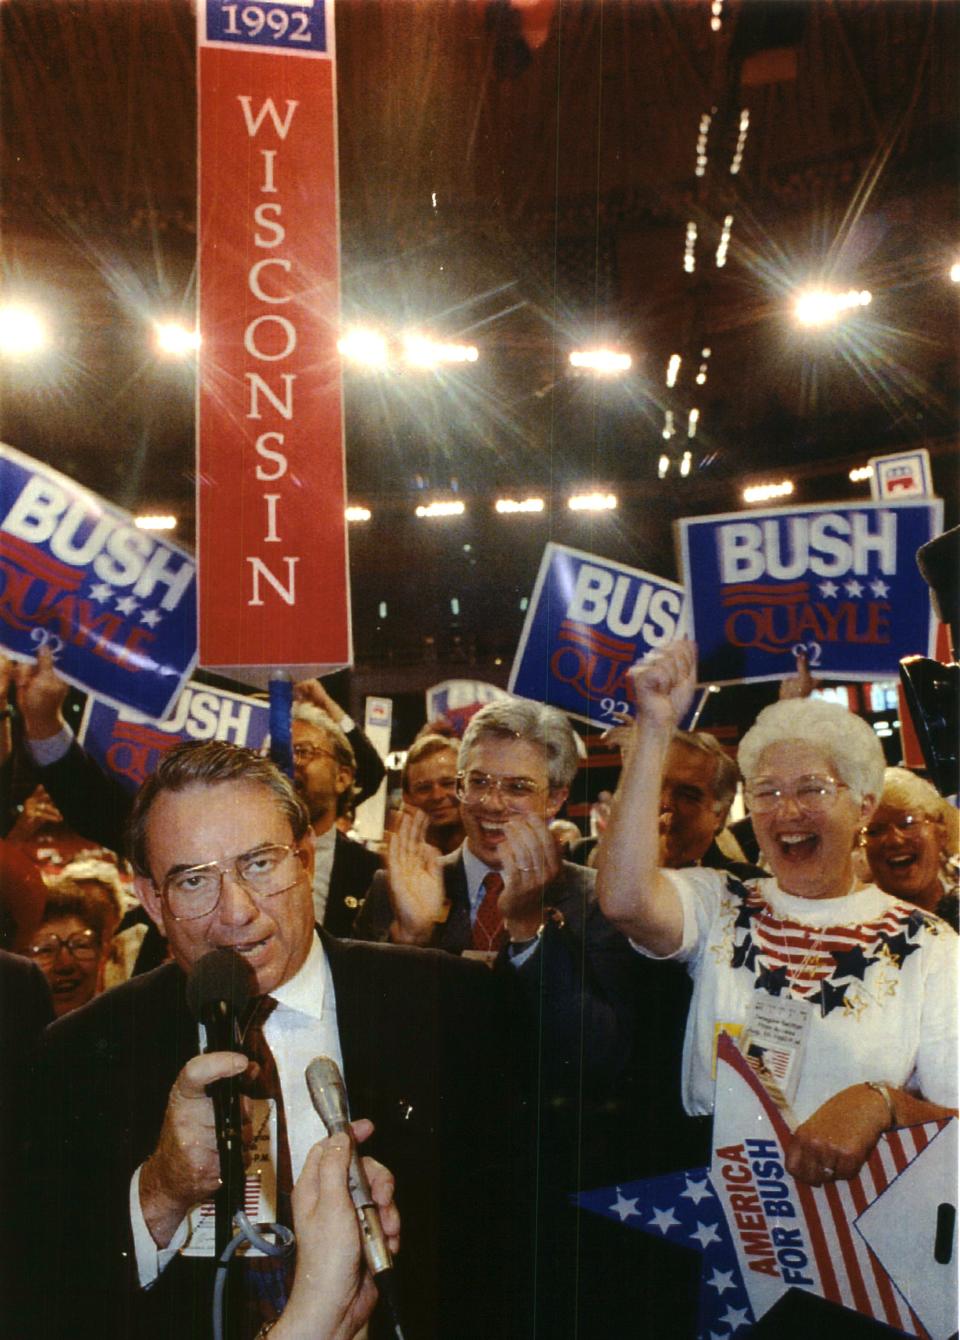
[
  {"xmin": 744, "ymin": 775, "xmax": 849, "ymax": 815},
  {"xmin": 292, "ymin": 743, "xmax": 337, "ymax": 766},
  {"xmin": 157, "ymin": 843, "xmax": 308, "ymax": 921},
  {"xmin": 455, "ymin": 771, "xmax": 548, "ymax": 807},
  {"xmin": 26, "ymin": 929, "xmax": 101, "ymax": 965},
  {"xmin": 863, "ymin": 812, "xmax": 936, "ymax": 842}
]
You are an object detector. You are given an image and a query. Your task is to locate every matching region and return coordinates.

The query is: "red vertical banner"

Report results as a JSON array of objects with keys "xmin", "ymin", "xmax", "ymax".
[{"xmin": 197, "ymin": 0, "xmax": 350, "ymax": 676}]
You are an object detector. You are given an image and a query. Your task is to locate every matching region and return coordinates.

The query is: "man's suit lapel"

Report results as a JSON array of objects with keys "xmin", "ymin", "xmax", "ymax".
[{"xmin": 436, "ymin": 848, "xmax": 471, "ymax": 951}]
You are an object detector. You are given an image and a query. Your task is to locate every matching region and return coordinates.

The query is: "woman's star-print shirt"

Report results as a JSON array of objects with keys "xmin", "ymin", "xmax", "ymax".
[{"xmin": 632, "ymin": 871, "xmax": 957, "ymax": 1121}]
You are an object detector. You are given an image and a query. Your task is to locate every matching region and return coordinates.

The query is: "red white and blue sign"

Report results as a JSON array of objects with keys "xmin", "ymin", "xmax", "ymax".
[
  {"xmin": 197, "ymin": 0, "xmax": 350, "ymax": 679},
  {"xmin": 678, "ymin": 500, "xmax": 944, "ymax": 685},
  {"xmin": 509, "ymin": 543, "xmax": 685, "ymax": 727},
  {"xmin": 77, "ymin": 681, "xmax": 271, "ymax": 794},
  {"xmin": 577, "ymin": 1036, "xmax": 956, "ymax": 1339},
  {"xmin": 0, "ymin": 443, "xmax": 197, "ymax": 719}
]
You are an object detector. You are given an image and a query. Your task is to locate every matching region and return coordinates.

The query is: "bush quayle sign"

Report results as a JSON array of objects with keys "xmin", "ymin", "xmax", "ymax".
[
  {"xmin": 509, "ymin": 543, "xmax": 685, "ymax": 727},
  {"xmin": 0, "ymin": 444, "xmax": 197, "ymax": 719},
  {"xmin": 78, "ymin": 682, "xmax": 270, "ymax": 794},
  {"xmin": 678, "ymin": 500, "xmax": 944, "ymax": 685}
]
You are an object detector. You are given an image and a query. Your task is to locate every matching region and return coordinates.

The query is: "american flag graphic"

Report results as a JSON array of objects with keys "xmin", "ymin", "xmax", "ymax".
[{"xmin": 576, "ymin": 1039, "xmax": 955, "ymax": 1338}]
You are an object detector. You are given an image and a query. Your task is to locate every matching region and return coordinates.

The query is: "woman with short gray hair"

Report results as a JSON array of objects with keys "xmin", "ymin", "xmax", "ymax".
[{"xmin": 598, "ymin": 639, "xmax": 957, "ymax": 1187}]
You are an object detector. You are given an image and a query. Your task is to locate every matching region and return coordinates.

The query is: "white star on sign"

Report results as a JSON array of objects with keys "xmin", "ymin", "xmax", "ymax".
[
  {"xmin": 140, "ymin": 608, "xmax": 162, "ymax": 628},
  {"xmin": 116, "ymin": 595, "xmax": 139, "ymax": 615},
  {"xmin": 870, "ymin": 578, "xmax": 890, "ymax": 598},
  {"xmin": 89, "ymin": 581, "xmax": 114, "ymax": 602},
  {"xmin": 844, "ymin": 578, "xmax": 864, "ymax": 598},
  {"xmin": 649, "ymin": 1205, "xmax": 680, "ymax": 1235},
  {"xmin": 690, "ymin": 1220, "xmax": 721, "ymax": 1249},
  {"xmin": 721, "ymin": 1305, "xmax": 751, "ymax": 1331},
  {"xmin": 610, "ymin": 1190, "xmax": 640, "ymax": 1222},
  {"xmin": 818, "ymin": 580, "xmax": 839, "ymax": 598},
  {"xmin": 707, "ymin": 1268, "xmax": 736, "ymax": 1296},
  {"xmin": 680, "ymin": 1177, "xmax": 713, "ymax": 1205}
]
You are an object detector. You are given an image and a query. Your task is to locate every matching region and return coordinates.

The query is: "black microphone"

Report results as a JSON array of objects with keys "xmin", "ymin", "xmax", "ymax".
[
  {"xmin": 186, "ymin": 948, "xmax": 254, "ymax": 1245},
  {"xmin": 305, "ymin": 1057, "xmax": 405, "ymax": 1339}
]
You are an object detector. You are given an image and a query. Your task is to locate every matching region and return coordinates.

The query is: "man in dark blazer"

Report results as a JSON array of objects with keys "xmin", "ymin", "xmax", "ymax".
[
  {"xmin": 0, "ymin": 948, "xmax": 53, "ymax": 1328},
  {"xmin": 291, "ymin": 700, "xmax": 382, "ymax": 936},
  {"xmin": 32, "ymin": 741, "xmax": 527, "ymax": 1340},
  {"xmin": 353, "ymin": 698, "xmax": 701, "ymax": 1338}
]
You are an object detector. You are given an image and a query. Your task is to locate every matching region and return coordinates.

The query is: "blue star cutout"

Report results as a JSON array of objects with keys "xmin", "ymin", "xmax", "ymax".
[
  {"xmin": 830, "ymin": 944, "xmax": 874, "ymax": 981},
  {"xmin": 731, "ymin": 937, "xmax": 760, "ymax": 972},
  {"xmin": 755, "ymin": 963, "xmax": 789, "ymax": 996},
  {"xmin": 817, "ymin": 977, "xmax": 850, "ymax": 1017}
]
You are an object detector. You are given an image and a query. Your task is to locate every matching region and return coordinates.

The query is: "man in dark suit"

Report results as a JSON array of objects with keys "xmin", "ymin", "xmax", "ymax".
[
  {"xmin": 354, "ymin": 699, "xmax": 701, "ymax": 1337},
  {"xmin": 0, "ymin": 948, "xmax": 53, "ymax": 1328},
  {"xmin": 32, "ymin": 741, "xmax": 527, "ymax": 1340},
  {"xmin": 291, "ymin": 701, "xmax": 382, "ymax": 936}
]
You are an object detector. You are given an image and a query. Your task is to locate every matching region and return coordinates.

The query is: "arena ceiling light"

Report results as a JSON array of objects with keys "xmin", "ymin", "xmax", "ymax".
[
  {"xmin": 0, "ymin": 302, "xmax": 49, "ymax": 358},
  {"xmin": 415, "ymin": 500, "xmax": 465, "ymax": 518},
  {"xmin": 153, "ymin": 321, "xmax": 200, "ymax": 356},
  {"xmin": 743, "ymin": 480, "xmax": 795, "ymax": 504},
  {"xmin": 568, "ymin": 349, "xmax": 632, "ymax": 374},
  {"xmin": 568, "ymin": 491, "xmax": 617, "ymax": 512},
  {"xmin": 793, "ymin": 288, "xmax": 872, "ymax": 328},
  {"xmin": 134, "ymin": 514, "xmax": 177, "ymax": 531},
  {"xmin": 337, "ymin": 328, "xmax": 388, "ymax": 367},
  {"xmin": 345, "ymin": 506, "xmax": 372, "ymax": 523},
  {"xmin": 495, "ymin": 497, "xmax": 545, "ymax": 514},
  {"xmin": 402, "ymin": 333, "xmax": 478, "ymax": 368},
  {"xmin": 849, "ymin": 465, "xmax": 873, "ymax": 483}
]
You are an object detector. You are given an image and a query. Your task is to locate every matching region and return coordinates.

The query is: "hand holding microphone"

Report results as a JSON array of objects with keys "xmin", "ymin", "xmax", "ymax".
[
  {"xmin": 305, "ymin": 1057, "xmax": 406, "ymax": 1340},
  {"xmin": 276, "ymin": 1120, "xmax": 401, "ymax": 1340}
]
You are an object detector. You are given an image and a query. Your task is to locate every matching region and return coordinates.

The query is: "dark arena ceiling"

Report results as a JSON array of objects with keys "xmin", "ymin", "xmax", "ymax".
[{"xmin": 2, "ymin": 0, "xmax": 958, "ymax": 682}]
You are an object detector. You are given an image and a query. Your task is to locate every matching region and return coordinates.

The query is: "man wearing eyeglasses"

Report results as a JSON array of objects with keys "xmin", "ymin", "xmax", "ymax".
[
  {"xmin": 291, "ymin": 699, "xmax": 383, "ymax": 936},
  {"xmin": 32, "ymin": 740, "xmax": 528, "ymax": 1340}
]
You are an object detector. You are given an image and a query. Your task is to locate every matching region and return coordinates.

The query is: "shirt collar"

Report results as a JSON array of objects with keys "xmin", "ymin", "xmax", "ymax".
[
  {"xmin": 462, "ymin": 843, "xmax": 501, "ymax": 909},
  {"xmin": 270, "ymin": 928, "xmax": 330, "ymax": 1022}
]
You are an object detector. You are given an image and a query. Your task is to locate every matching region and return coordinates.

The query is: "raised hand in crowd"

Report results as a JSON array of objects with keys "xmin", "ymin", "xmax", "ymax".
[
  {"xmin": 12, "ymin": 645, "xmax": 68, "ymax": 740},
  {"xmin": 276, "ymin": 1124, "xmax": 400, "ymax": 1340},
  {"xmin": 778, "ymin": 647, "xmax": 818, "ymax": 700},
  {"xmin": 294, "ymin": 676, "xmax": 349, "ymax": 724},
  {"xmin": 495, "ymin": 810, "xmax": 562, "ymax": 941},
  {"xmin": 385, "ymin": 807, "xmax": 446, "ymax": 944}
]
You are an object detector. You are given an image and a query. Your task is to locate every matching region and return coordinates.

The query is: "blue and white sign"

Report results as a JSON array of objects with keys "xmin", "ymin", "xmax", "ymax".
[
  {"xmin": 0, "ymin": 443, "xmax": 198, "ymax": 718},
  {"xmin": 202, "ymin": 0, "xmax": 329, "ymax": 55},
  {"xmin": 509, "ymin": 543, "xmax": 685, "ymax": 726},
  {"xmin": 78, "ymin": 682, "xmax": 271, "ymax": 794},
  {"xmin": 678, "ymin": 500, "xmax": 944, "ymax": 685},
  {"xmin": 869, "ymin": 448, "xmax": 933, "ymax": 501}
]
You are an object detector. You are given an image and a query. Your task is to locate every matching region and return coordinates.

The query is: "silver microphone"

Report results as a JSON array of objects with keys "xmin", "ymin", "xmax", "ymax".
[{"xmin": 305, "ymin": 1056, "xmax": 395, "ymax": 1279}]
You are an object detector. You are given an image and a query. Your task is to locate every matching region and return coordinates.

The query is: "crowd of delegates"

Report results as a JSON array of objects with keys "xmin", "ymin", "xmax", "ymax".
[{"xmin": 0, "ymin": 643, "xmax": 957, "ymax": 1340}]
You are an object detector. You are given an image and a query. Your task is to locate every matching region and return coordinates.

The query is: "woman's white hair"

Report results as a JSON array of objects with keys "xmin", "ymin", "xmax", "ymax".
[
  {"xmin": 738, "ymin": 698, "xmax": 885, "ymax": 802},
  {"xmin": 879, "ymin": 767, "xmax": 959, "ymax": 855}
]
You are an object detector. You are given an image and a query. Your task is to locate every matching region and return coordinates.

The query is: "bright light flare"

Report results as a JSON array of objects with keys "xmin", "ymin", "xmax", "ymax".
[
  {"xmin": 0, "ymin": 303, "xmax": 48, "ymax": 358},
  {"xmin": 153, "ymin": 321, "xmax": 200, "ymax": 356},
  {"xmin": 403, "ymin": 334, "xmax": 478, "ymax": 368},
  {"xmin": 345, "ymin": 506, "xmax": 372, "ymax": 522},
  {"xmin": 950, "ymin": 262, "xmax": 960, "ymax": 284},
  {"xmin": 666, "ymin": 353, "xmax": 681, "ymax": 387},
  {"xmin": 743, "ymin": 480, "xmax": 795, "ymax": 503},
  {"xmin": 338, "ymin": 328, "xmax": 388, "ymax": 367},
  {"xmin": 495, "ymin": 497, "xmax": 545, "ymax": 514},
  {"xmin": 849, "ymin": 466, "xmax": 873, "ymax": 483},
  {"xmin": 415, "ymin": 501, "xmax": 465, "ymax": 518},
  {"xmin": 568, "ymin": 492, "xmax": 617, "ymax": 512},
  {"xmin": 569, "ymin": 349, "xmax": 632, "ymax": 374},
  {"xmin": 793, "ymin": 288, "xmax": 872, "ymax": 328},
  {"xmin": 134, "ymin": 515, "xmax": 177, "ymax": 531}
]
